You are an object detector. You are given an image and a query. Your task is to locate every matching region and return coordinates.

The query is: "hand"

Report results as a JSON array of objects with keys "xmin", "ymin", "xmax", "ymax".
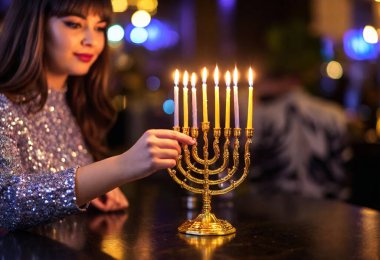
[
  {"xmin": 120, "ymin": 129, "xmax": 195, "ymax": 180},
  {"xmin": 90, "ymin": 187, "xmax": 129, "ymax": 212}
]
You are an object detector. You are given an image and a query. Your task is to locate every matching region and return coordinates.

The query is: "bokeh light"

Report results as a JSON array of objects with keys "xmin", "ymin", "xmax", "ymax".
[
  {"xmin": 131, "ymin": 10, "xmax": 151, "ymax": 28},
  {"xmin": 326, "ymin": 61, "xmax": 343, "ymax": 79},
  {"xmin": 115, "ymin": 53, "xmax": 134, "ymax": 70},
  {"xmin": 163, "ymin": 99, "xmax": 175, "ymax": 115},
  {"xmin": 124, "ymin": 19, "xmax": 179, "ymax": 50},
  {"xmin": 111, "ymin": 0, "xmax": 128, "ymax": 13},
  {"xmin": 107, "ymin": 24, "xmax": 125, "ymax": 42},
  {"xmin": 143, "ymin": 19, "xmax": 179, "ymax": 51},
  {"xmin": 218, "ymin": 0, "xmax": 236, "ymax": 10},
  {"xmin": 363, "ymin": 25, "xmax": 378, "ymax": 44},
  {"xmin": 146, "ymin": 76, "xmax": 161, "ymax": 91},
  {"xmin": 129, "ymin": 27, "xmax": 148, "ymax": 44},
  {"xmin": 137, "ymin": 0, "xmax": 158, "ymax": 13},
  {"xmin": 343, "ymin": 29, "xmax": 378, "ymax": 60}
]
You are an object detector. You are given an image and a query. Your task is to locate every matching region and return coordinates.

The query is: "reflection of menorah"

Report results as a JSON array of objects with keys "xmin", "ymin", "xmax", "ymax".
[
  {"xmin": 168, "ymin": 66, "xmax": 255, "ymax": 236},
  {"xmin": 179, "ymin": 233, "xmax": 235, "ymax": 260}
]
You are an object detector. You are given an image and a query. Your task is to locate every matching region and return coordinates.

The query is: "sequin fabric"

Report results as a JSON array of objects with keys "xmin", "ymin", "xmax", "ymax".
[{"xmin": 0, "ymin": 89, "xmax": 93, "ymax": 231}]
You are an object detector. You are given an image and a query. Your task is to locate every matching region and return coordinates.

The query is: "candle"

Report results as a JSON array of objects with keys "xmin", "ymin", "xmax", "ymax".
[
  {"xmin": 225, "ymin": 71, "xmax": 231, "ymax": 129},
  {"xmin": 202, "ymin": 67, "xmax": 208, "ymax": 122},
  {"xmin": 174, "ymin": 69, "xmax": 180, "ymax": 127},
  {"xmin": 214, "ymin": 65, "xmax": 220, "ymax": 128},
  {"xmin": 191, "ymin": 72, "xmax": 198, "ymax": 128},
  {"xmin": 247, "ymin": 67, "xmax": 255, "ymax": 129},
  {"xmin": 183, "ymin": 70, "xmax": 189, "ymax": 128},
  {"xmin": 233, "ymin": 66, "xmax": 240, "ymax": 128}
]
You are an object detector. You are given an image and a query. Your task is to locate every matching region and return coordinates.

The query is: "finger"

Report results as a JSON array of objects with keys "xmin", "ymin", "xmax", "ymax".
[
  {"xmin": 155, "ymin": 139, "xmax": 182, "ymax": 154},
  {"xmin": 112, "ymin": 191, "xmax": 129, "ymax": 209},
  {"xmin": 151, "ymin": 130, "xmax": 195, "ymax": 145},
  {"xmin": 154, "ymin": 158, "xmax": 177, "ymax": 169},
  {"xmin": 153, "ymin": 148, "xmax": 180, "ymax": 160},
  {"xmin": 91, "ymin": 198, "xmax": 110, "ymax": 212},
  {"xmin": 117, "ymin": 194, "xmax": 129, "ymax": 208}
]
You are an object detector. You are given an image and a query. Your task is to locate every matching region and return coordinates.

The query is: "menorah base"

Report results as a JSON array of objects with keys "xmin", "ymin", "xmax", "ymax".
[{"xmin": 178, "ymin": 212, "xmax": 236, "ymax": 236}]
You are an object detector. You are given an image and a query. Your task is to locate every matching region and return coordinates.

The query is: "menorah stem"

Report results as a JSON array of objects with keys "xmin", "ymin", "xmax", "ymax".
[
  {"xmin": 202, "ymin": 191, "xmax": 212, "ymax": 214},
  {"xmin": 202, "ymin": 122, "xmax": 211, "ymax": 214}
]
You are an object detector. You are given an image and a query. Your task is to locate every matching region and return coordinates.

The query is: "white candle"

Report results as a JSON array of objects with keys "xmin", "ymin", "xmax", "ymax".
[
  {"xmin": 183, "ymin": 71, "xmax": 189, "ymax": 128},
  {"xmin": 225, "ymin": 71, "xmax": 231, "ymax": 129},
  {"xmin": 174, "ymin": 69, "xmax": 180, "ymax": 127},
  {"xmin": 233, "ymin": 67, "xmax": 239, "ymax": 128},
  {"xmin": 214, "ymin": 65, "xmax": 220, "ymax": 129},
  {"xmin": 191, "ymin": 72, "xmax": 198, "ymax": 128},
  {"xmin": 202, "ymin": 67, "xmax": 208, "ymax": 122}
]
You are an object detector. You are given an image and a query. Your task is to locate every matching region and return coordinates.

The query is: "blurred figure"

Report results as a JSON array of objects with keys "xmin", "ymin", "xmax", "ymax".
[{"xmin": 250, "ymin": 21, "xmax": 350, "ymax": 199}]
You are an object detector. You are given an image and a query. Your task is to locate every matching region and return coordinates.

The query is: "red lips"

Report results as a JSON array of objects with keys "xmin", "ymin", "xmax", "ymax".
[{"xmin": 74, "ymin": 53, "xmax": 94, "ymax": 63}]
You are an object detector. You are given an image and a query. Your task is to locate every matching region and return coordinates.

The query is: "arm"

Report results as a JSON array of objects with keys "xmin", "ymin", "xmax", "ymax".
[
  {"xmin": 0, "ymin": 126, "xmax": 85, "ymax": 231},
  {"xmin": 75, "ymin": 129, "xmax": 195, "ymax": 205},
  {"xmin": 0, "ymin": 129, "xmax": 194, "ymax": 231},
  {"xmin": 0, "ymin": 167, "xmax": 82, "ymax": 231}
]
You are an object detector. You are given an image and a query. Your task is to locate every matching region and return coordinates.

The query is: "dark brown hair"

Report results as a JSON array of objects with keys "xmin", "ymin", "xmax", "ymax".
[{"xmin": 0, "ymin": 0, "xmax": 115, "ymax": 160}]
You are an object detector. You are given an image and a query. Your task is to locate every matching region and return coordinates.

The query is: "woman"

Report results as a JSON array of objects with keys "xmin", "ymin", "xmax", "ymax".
[{"xmin": 0, "ymin": 0, "xmax": 194, "ymax": 231}]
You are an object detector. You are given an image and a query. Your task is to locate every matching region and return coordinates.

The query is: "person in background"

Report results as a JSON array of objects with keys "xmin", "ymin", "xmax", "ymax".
[
  {"xmin": 0, "ymin": 0, "xmax": 194, "ymax": 231},
  {"xmin": 250, "ymin": 21, "xmax": 350, "ymax": 199}
]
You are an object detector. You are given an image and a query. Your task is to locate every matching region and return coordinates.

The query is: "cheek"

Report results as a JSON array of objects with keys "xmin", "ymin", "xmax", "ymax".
[
  {"xmin": 48, "ymin": 33, "xmax": 74, "ymax": 59},
  {"xmin": 96, "ymin": 34, "xmax": 106, "ymax": 54}
]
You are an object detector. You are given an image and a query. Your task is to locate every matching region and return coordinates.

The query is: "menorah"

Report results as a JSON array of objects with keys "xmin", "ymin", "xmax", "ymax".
[{"xmin": 167, "ymin": 66, "xmax": 255, "ymax": 236}]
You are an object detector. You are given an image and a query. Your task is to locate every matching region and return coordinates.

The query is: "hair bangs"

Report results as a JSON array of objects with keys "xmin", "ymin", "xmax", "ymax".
[{"xmin": 46, "ymin": 0, "xmax": 113, "ymax": 23}]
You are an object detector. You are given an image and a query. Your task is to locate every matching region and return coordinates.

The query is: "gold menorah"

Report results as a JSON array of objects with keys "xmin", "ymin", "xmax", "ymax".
[{"xmin": 167, "ymin": 123, "xmax": 253, "ymax": 236}]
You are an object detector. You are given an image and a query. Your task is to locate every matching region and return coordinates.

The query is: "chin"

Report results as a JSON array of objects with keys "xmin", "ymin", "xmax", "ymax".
[{"xmin": 70, "ymin": 68, "xmax": 91, "ymax": 76}]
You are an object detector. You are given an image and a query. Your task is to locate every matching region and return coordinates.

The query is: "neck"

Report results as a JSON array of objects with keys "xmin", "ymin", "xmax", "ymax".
[{"xmin": 46, "ymin": 71, "xmax": 68, "ymax": 92}]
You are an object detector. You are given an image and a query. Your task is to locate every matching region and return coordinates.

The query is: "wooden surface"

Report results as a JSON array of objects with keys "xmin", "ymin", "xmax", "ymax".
[{"xmin": 1, "ymin": 174, "xmax": 380, "ymax": 259}]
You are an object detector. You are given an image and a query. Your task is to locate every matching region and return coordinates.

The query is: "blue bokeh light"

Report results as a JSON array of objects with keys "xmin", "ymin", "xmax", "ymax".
[
  {"xmin": 321, "ymin": 37, "xmax": 334, "ymax": 61},
  {"xmin": 163, "ymin": 99, "xmax": 175, "ymax": 115},
  {"xmin": 218, "ymin": 0, "xmax": 236, "ymax": 10},
  {"xmin": 0, "ymin": 0, "xmax": 11, "ymax": 11},
  {"xmin": 146, "ymin": 76, "xmax": 161, "ymax": 91},
  {"xmin": 343, "ymin": 29, "xmax": 378, "ymax": 60},
  {"xmin": 144, "ymin": 19, "xmax": 179, "ymax": 51},
  {"xmin": 129, "ymin": 27, "xmax": 148, "ymax": 44},
  {"xmin": 125, "ymin": 19, "xmax": 179, "ymax": 50}
]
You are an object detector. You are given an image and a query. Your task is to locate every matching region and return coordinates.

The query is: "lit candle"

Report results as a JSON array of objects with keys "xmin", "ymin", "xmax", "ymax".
[
  {"xmin": 247, "ymin": 67, "xmax": 255, "ymax": 129},
  {"xmin": 202, "ymin": 67, "xmax": 208, "ymax": 122},
  {"xmin": 174, "ymin": 69, "xmax": 180, "ymax": 127},
  {"xmin": 183, "ymin": 70, "xmax": 189, "ymax": 128},
  {"xmin": 225, "ymin": 71, "xmax": 231, "ymax": 129},
  {"xmin": 214, "ymin": 65, "xmax": 220, "ymax": 129},
  {"xmin": 233, "ymin": 66, "xmax": 240, "ymax": 128},
  {"xmin": 191, "ymin": 72, "xmax": 198, "ymax": 128}
]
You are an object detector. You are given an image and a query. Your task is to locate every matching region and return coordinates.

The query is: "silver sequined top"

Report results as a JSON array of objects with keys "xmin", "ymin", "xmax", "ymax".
[{"xmin": 0, "ymin": 89, "xmax": 93, "ymax": 231}]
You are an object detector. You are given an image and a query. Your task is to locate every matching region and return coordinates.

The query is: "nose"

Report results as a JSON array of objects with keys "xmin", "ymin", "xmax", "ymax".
[{"xmin": 81, "ymin": 29, "xmax": 98, "ymax": 47}]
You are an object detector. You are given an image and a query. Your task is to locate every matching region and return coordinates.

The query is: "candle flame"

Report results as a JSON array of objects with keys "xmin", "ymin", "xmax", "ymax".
[
  {"xmin": 191, "ymin": 72, "xmax": 197, "ymax": 88},
  {"xmin": 233, "ymin": 66, "xmax": 238, "ymax": 86},
  {"xmin": 202, "ymin": 67, "xmax": 208, "ymax": 83},
  {"xmin": 214, "ymin": 65, "xmax": 219, "ymax": 86},
  {"xmin": 248, "ymin": 67, "xmax": 255, "ymax": 86},
  {"xmin": 183, "ymin": 70, "xmax": 189, "ymax": 87},
  {"xmin": 174, "ymin": 69, "xmax": 180, "ymax": 85},
  {"xmin": 225, "ymin": 71, "xmax": 231, "ymax": 87}
]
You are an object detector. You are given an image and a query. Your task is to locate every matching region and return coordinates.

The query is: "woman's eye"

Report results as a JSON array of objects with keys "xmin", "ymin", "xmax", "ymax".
[
  {"xmin": 64, "ymin": 21, "xmax": 81, "ymax": 29},
  {"xmin": 96, "ymin": 27, "xmax": 106, "ymax": 32}
]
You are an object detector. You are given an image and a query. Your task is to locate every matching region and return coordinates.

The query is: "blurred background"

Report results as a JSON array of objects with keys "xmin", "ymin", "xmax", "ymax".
[{"xmin": 3, "ymin": 0, "xmax": 380, "ymax": 207}]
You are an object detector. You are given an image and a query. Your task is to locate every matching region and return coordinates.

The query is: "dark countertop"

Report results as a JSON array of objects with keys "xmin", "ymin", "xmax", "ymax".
[{"xmin": 1, "ymin": 174, "xmax": 380, "ymax": 259}]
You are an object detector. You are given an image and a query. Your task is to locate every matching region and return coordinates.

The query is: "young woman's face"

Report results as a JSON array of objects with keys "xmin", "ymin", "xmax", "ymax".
[{"xmin": 45, "ymin": 13, "xmax": 107, "ymax": 77}]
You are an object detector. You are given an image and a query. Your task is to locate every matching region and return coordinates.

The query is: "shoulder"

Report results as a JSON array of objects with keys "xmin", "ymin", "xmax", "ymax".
[
  {"xmin": 0, "ymin": 93, "xmax": 25, "ymax": 132},
  {"xmin": 297, "ymin": 91, "xmax": 347, "ymax": 129},
  {"xmin": 0, "ymin": 93, "xmax": 18, "ymax": 113}
]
